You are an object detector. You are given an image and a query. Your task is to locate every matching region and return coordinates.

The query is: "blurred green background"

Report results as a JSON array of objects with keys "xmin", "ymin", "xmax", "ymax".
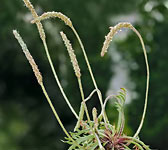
[{"xmin": 0, "ymin": 0, "xmax": 168, "ymax": 149}]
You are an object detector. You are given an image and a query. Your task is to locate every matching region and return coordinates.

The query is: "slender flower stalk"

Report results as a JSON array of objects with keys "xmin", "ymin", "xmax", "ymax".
[
  {"xmin": 31, "ymin": 12, "xmax": 99, "ymax": 95},
  {"xmin": 60, "ymin": 31, "xmax": 105, "ymax": 149},
  {"xmin": 22, "ymin": 0, "xmax": 78, "ymax": 119},
  {"xmin": 31, "ymin": 11, "xmax": 107, "ymax": 123},
  {"xmin": 42, "ymin": 41, "xmax": 79, "ymax": 119},
  {"xmin": 101, "ymin": 22, "xmax": 150, "ymax": 138},
  {"xmin": 14, "ymin": 1, "xmax": 151, "ymax": 149},
  {"xmin": 60, "ymin": 31, "xmax": 91, "ymax": 125},
  {"xmin": 13, "ymin": 30, "xmax": 83, "ymax": 148},
  {"xmin": 71, "ymin": 27, "xmax": 108, "ymax": 124}
]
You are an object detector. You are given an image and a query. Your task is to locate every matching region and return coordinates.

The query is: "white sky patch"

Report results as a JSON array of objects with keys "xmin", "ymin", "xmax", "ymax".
[
  {"xmin": 151, "ymin": 10, "xmax": 164, "ymax": 22},
  {"xmin": 106, "ymin": 13, "xmax": 147, "ymax": 104},
  {"xmin": 144, "ymin": 1, "xmax": 158, "ymax": 12},
  {"xmin": 109, "ymin": 13, "xmax": 140, "ymax": 25},
  {"xmin": 106, "ymin": 42, "xmax": 138, "ymax": 104},
  {"xmin": 164, "ymin": 0, "xmax": 168, "ymax": 9}
]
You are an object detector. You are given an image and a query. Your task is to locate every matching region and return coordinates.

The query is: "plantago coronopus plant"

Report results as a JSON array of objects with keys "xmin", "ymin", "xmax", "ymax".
[{"xmin": 13, "ymin": 0, "xmax": 151, "ymax": 149}]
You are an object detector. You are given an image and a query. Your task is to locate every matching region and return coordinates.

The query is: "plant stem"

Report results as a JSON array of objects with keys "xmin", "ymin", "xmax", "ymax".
[
  {"xmin": 122, "ymin": 144, "xmax": 131, "ymax": 150},
  {"xmin": 132, "ymin": 28, "xmax": 150, "ymax": 138},
  {"xmin": 126, "ymin": 136, "xmax": 151, "ymax": 150},
  {"xmin": 71, "ymin": 26, "xmax": 107, "ymax": 124},
  {"xmin": 128, "ymin": 140, "xmax": 144, "ymax": 150},
  {"xmin": 95, "ymin": 133, "xmax": 105, "ymax": 150},
  {"xmin": 76, "ymin": 78, "xmax": 103, "ymax": 150},
  {"xmin": 77, "ymin": 78, "xmax": 91, "ymax": 124},
  {"xmin": 40, "ymin": 83, "xmax": 83, "ymax": 149},
  {"xmin": 74, "ymin": 102, "xmax": 85, "ymax": 131},
  {"xmin": 42, "ymin": 39, "xmax": 79, "ymax": 119},
  {"xmin": 84, "ymin": 89, "xmax": 98, "ymax": 102}
]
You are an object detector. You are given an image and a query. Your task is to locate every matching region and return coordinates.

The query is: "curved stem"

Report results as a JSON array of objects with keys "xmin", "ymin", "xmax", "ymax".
[
  {"xmin": 101, "ymin": 23, "xmax": 150, "ymax": 137},
  {"xmin": 104, "ymin": 94, "xmax": 116, "ymax": 108},
  {"xmin": 132, "ymin": 27, "xmax": 150, "ymax": 138},
  {"xmin": 84, "ymin": 89, "xmax": 109, "ymax": 122},
  {"xmin": 77, "ymin": 78, "xmax": 91, "ymax": 124},
  {"xmin": 84, "ymin": 89, "xmax": 99, "ymax": 102},
  {"xmin": 125, "ymin": 136, "xmax": 150, "ymax": 150},
  {"xmin": 76, "ymin": 78, "xmax": 100, "ymax": 149},
  {"xmin": 71, "ymin": 26, "xmax": 107, "ymax": 123},
  {"xmin": 122, "ymin": 144, "xmax": 131, "ymax": 150},
  {"xmin": 42, "ymin": 39, "xmax": 79, "ymax": 119},
  {"xmin": 127, "ymin": 140, "xmax": 144, "ymax": 150},
  {"xmin": 99, "ymin": 94, "xmax": 117, "ymax": 123},
  {"xmin": 71, "ymin": 27, "xmax": 98, "ymax": 90}
]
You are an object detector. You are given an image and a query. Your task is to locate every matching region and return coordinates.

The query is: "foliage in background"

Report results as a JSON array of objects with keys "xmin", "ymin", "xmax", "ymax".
[
  {"xmin": 0, "ymin": 0, "xmax": 168, "ymax": 150},
  {"xmin": 125, "ymin": 1, "xmax": 168, "ymax": 149},
  {"xmin": 13, "ymin": 0, "xmax": 150, "ymax": 148}
]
